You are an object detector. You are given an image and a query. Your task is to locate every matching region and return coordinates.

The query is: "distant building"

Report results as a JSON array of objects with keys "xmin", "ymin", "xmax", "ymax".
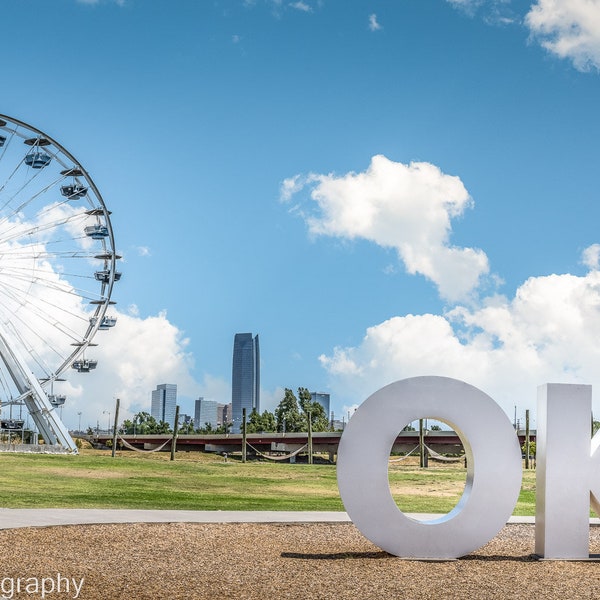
[
  {"xmin": 194, "ymin": 397, "xmax": 218, "ymax": 430},
  {"xmin": 218, "ymin": 403, "xmax": 232, "ymax": 427},
  {"xmin": 151, "ymin": 384, "xmax": 177, "ymax": 429},
  {"xmin": 310, "ymin": 392, "xmax": 330, "ymax": 415},
  {"xmin": 231, "ymin": 333, "xmax": 260, "ymax": 433}
]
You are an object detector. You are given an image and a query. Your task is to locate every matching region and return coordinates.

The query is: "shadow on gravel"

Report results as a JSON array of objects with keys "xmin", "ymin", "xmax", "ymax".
[
  {"xmin": 461, "ymin": 554, "xmax": 539, "ymax": 562},
  {"xmin": 282, "ymin": 551, "xmax": 541, "ymax": 562},
  {"xmin": 281, "ymin": 551, "xmax": 389, "ymax": 560}
]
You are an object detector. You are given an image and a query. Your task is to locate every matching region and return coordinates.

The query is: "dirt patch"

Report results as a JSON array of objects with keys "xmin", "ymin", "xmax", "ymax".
[{"xmin": 39, "ymin": 468, "xmax": 130, "ymax": 479}]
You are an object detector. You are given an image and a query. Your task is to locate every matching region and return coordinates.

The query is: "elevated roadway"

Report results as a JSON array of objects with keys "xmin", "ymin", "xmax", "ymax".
[{"xmin": 90, "ymin": 429, "xmax": 535, "ymax": 456}]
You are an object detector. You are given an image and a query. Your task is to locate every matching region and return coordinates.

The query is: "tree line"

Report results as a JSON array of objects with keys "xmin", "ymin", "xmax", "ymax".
[{"xmin": 113, "ymin": 387, "xmax": 333, "ymax": 435}]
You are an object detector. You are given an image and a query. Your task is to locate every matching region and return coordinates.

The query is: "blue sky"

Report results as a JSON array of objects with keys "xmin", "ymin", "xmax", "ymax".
[{"xmin": 3, "ymin": 0, "xmax": 600, "ymax": 429}]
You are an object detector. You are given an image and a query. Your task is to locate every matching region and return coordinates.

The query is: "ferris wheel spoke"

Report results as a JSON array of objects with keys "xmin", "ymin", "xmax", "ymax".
[
  {"xmin": 0, "ymin": 281, "xmax": 90, "ymax": 342},
  {"xmin": 0, "ymin": 270, "xmax": 103, "ymax": 307}
]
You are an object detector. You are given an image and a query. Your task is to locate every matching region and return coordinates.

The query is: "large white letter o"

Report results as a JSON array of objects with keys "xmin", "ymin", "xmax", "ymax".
[{"xmin": 337, "ymin": 376, "xmax": 522, "ymax": 559}]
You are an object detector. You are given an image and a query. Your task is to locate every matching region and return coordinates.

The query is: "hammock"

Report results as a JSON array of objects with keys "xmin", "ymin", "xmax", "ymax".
[
  {"xmin": 425, "ymin": 444, "xmax": 464, "ymax": 463},
  {"xmin": 388, "ymin": 445, "xmax": 421, "ymax": 463},
  {"xmin": 117, "ymin": 435, "xmax": 171, "ymax": 453},
  {"xmin": 246, "ymin": 441, "xmax": 308, "ymax": 461}
]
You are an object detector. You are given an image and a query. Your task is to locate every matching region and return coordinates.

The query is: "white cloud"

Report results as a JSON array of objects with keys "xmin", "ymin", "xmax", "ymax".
[
  {"xmin": 282, "ymin": 155, "xmax": 489, "ymax": 302},
  {"xmin": 76, "ymin": 0, "xmax": 125, "ymax": 5},
  {"xmin": 290, "ymin": 1, "xmax": 312, "ymax": 12},
  {"xmin": 280, "ymin": 174, "xmax": 306, "ymax": 202},
  {"xmin": 445, "ymin": 0, "xmax": 484, "ymax": 13},
  {"xmin": 320, "ymin": 267, "xmax": 600, "ymax": 420},
  {"xmin": 199, "ymin": 374, "xmax": 231, "ymax": 404},
  {"xmin": 136, "ymin": 245, "xmax": 151, "ymax": 257},
  {"xmin": 58, "ymin": 308, "xmax": 200, "ymax": 429},
  {"xmin": 369, "ymin": 13, "xmax": 382, "ymax": 31},
  {"xmin": 261, "ymin": 386, "xmax": 286, "ymax": 413},
  {"xmin": 526, "ymin": 0, "xmax": 600, "ymax": 71},
  {"xmin": 582, "ymin": 244, "xmax": 600, "ymax": 270}
]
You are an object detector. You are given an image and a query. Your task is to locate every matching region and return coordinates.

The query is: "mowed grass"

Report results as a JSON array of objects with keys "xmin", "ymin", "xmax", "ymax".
[
  {"xmin": 0, "ymin": 450, "xmax": 539, "ymax": 515},
  {"xmin": 0, "ymin": 450, "xmax": 342, "ymax": 510}
]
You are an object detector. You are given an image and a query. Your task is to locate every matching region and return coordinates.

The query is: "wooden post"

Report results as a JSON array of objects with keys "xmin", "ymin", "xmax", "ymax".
[
  {"xmin": 111, "ymin": 398, "xmax": 120, "ymax": 458},
  {"xmin": 525, "ymin": 409, "xmax": 530, "ymax": 470},
  {"xmin": 419, "ymin": 419, "xmax": 427, "ymax": 468},
  {"xmin": 307, "ymin": 411, "xmax": 313, "ymax": 465},
  {"xmin": 170, "ymin": 405, "xmax": 180, "ymax": 461},
  {"xmin": 242, "ymin": 408, "xmax": 247, "ymax": 463}
]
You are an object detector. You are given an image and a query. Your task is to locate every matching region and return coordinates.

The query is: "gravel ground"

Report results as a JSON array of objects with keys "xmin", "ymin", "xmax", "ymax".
[{"xmin": 0, "ymin": 522, "xmax": 599, "ymax": 599}]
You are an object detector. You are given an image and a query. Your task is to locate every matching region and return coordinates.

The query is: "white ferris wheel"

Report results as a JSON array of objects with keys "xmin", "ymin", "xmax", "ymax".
[{"xmin": 0, "ymin": 114, "xmax": 120, "ymax": 452}]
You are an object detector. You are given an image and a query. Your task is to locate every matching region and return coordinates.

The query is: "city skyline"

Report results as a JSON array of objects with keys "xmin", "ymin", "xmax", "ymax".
[{"xmin": 2, "ymin": 1, "xmax": 600, "ymax": 431}]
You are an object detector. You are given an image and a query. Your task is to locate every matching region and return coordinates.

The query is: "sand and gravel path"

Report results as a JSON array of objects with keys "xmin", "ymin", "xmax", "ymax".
[{"xmin": 0, "ymin": 518, "xmax": 599, "ymax": 599}]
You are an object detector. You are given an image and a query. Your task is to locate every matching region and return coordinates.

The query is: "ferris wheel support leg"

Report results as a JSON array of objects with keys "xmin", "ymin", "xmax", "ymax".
[{"xmin": 0, "ymin": 332, "xmax": 77, "ymax": 453}]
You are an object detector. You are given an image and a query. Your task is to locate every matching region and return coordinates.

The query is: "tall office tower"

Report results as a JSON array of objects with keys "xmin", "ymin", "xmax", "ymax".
[
  {"xmin": 231, "ymin": 333, "xmax": 260, "ymax": 433},
  {"xmin": 310, "ymin": 392, "xmax": 330, "ymax": 415},
  {"xmin": 194, "ymin": 397, "xmax": 218, "ymax": 430},
  {"xmin": 151, "ymin": 383, "xmax": 177, "ymax": 429}
]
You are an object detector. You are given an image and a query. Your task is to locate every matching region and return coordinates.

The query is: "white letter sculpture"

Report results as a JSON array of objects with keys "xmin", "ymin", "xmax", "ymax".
[
  {"xmin": 337, "ymin": 376, "xmax": 522, "ymax": 559},
  {"xmin": 536, "ymin": 383, "xmax": 600, "ymax": 559}
]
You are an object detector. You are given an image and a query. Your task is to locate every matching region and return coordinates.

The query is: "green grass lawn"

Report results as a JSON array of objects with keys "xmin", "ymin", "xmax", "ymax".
[{"xmin": 0, "ymin": 450, "xmax": 538, "ymax": 515}]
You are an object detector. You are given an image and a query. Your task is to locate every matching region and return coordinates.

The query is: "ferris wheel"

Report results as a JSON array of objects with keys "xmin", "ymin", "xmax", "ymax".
[{"xmin": 0, "ymin": 114, "xmax": 120, "ymax": 452}]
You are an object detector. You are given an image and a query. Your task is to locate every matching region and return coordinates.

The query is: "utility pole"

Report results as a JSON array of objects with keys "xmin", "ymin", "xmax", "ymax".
[
  {"xmin": 419, "ymin": 419, "xmax": 428, "ymax": 468},
  {"xmin": 170, "ymin": 405, "xmax": 180, "ymax": 461},
  {"xmin": 242, "ymin": 408, "xmax": 247, "ymax": 463},
  {"xmin": 307, "ymin": 411, "xmax": 313, "ymax": 465},
  {"xmin": 111, "ymin": 399, "xmax": 120, "ymax": 458},
  {"xmin": 525, "ymin": 409, "xmax": 530, "ymax": 470}
]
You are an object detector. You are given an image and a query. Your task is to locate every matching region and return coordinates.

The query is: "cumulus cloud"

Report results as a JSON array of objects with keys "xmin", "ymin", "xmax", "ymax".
[
  {"xmin": 526, "ymin": 0, "xmax": 600, "ymax": 71},
  {"xmin": 284, "ymin": 158, "xmax": 600, "ymax": 422},
  {"xmin": 281, "ymin": 155, "xmax": 489, "ymax": 302},
  {"xmin": 319, "ymin": 267, "xmax": 600, "ymax": 421},
  {"xmin": 61, "ymin": 308, "xmax": 199, "ymax": 429}
]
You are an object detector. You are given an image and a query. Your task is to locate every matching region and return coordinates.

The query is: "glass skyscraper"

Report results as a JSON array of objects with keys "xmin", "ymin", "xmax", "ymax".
[
  {"xmin": 231, "ymin": 333, "xmax": 260, "ymax": 433},
  {"xmin": 194, "ymin": 397, "xmax": 219, "ymax": 430},
  {"xmin": 151, "ymin": 383, "xmax": 177, "ymax": 429}
]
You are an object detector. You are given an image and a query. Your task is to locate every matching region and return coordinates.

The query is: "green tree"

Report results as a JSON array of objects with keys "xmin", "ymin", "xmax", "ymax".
[
  {"xmin": 214, "ymin": 422, "xmax": 231, "ymax": 434},
  {"xmin": 297, "ymin": 387, "xmax": 330, "ymax": 432},
  {"xmin": 246, "ymin": 409, "xmax": 277, "ymax": 433},
  {"xmin": 121, "ymin": 419, "xmax": 134, "ymax": 434},
  {"xmin": 261, "ymin": 410, "xmax": 277, "ymax": 432},
  {"xmin": 246, "ymin": 410, "xmax": 261, "ymax": 433},
  {"xmin": 178, "ymin": 420, "xmax": 195, "ymax": 434},
  {"xmin": 197, "ymin": 422, "xmax": 214, "ymax": 434},
  {"xmin": 124, "ymin": 412, "xmax": 172, "ymax": 434},
  {"xmin": 156, "ymin": 420, "xmax": 172, "ymax": 434},
  {"xmin": 521, "ymin": 440, "xmax": 536, "ymax": 457},
  {"xmin": 275, "ymin": 389, "xmax": 302, "ymax": 432}
]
